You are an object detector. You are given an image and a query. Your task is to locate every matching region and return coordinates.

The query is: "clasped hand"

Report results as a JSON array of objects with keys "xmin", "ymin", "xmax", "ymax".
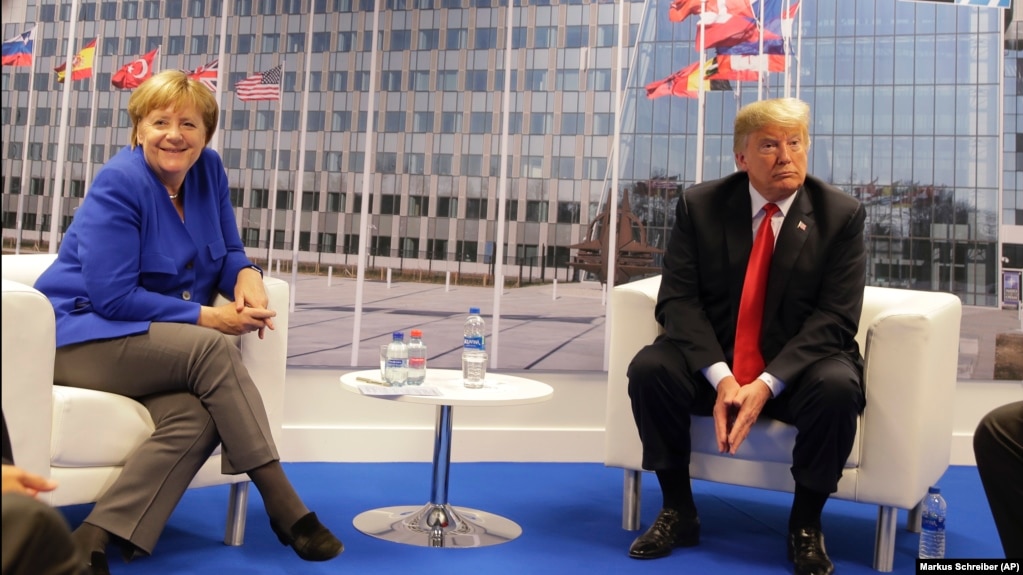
[
  {"xmin": 199, "ymin": 267, "xmax": 276, "ymax": 338},
  {"xmin": 713, "ymin": 376, "xmax": 772, "ymax": 455}
]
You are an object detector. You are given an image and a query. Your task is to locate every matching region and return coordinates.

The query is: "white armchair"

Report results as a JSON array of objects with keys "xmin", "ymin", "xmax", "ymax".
[
  {"xmin": 1, "ymin": 253, "xmax": 289, "ymax": 546},
  {"xmin": 604, "ymin": 275, "xmax": 963, "ymax": 572}
]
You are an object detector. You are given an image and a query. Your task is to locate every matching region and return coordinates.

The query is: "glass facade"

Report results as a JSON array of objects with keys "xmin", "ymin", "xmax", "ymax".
[{"xmin": 1, "ymin": 0, "xmax": 1020, "ymax": 363}]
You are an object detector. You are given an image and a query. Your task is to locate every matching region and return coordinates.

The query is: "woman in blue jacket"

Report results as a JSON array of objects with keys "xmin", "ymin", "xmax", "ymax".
[{"xmin": 34, "ymin": 70, "xmax": 342, "ymax": 574}]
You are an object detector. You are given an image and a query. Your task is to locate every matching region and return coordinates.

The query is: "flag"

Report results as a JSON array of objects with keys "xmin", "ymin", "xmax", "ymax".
[
  {"xmin": 668, "ymin": 0, "xmax": 749, "ymax": 24},
  {"xmin": 670, "ymin": 0, "xmax": 796, "ymax": 52},
  {"xmin": 708, "ymin": 54, "xmax": 785, "ymax": 81},
  {"xmin": 645, "ymin": 58, "xmax": 731, "ymax": 99},
  {"xmin": 1, "ymin": 28, "xmax": 34, "ymax": 67},
  {"xmin": 55, "ymin": 38, "xmax": 96, "ymax": 82},
  {"xmin": 188, "ymin": 58, "xmax": 218, "ymax": 92},
  {"xmin": 112, "ymin": 47, "xmax": 159, "ymax": 89},
  {"xmin": 235, "ymin": 65, "xmax": 283, "ymax": 101}
]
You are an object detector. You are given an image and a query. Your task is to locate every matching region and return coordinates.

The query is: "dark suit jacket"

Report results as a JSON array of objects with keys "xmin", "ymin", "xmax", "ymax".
[{"xmin": 655, "ymin": 171, "xmax": 866, "ymax": 385}]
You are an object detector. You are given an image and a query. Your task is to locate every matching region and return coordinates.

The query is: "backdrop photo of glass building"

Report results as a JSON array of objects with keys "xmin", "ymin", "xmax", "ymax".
[{"xmin": 2, "ymin": 0, "xmax": 1020, "ymax": 308}]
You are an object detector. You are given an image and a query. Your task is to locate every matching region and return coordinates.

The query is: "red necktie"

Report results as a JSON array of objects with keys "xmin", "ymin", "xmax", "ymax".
[{"xmin": 733, "ymin": 203, "xmax": 780, "ymax": 386}]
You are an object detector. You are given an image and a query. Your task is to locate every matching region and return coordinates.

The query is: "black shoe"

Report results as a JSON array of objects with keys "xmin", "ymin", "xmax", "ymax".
[
  {"xmin": 270, "ymin": 512, "xmax": 344, "ymax": 562},
  {"xmin": 627, "ymin": 508, "xmax": 700, "ymax": 559},
  {"xmin": 86, "ymin": 551, "xmax": 110, "ymax": 575},
  {"xmin": 787, "ymin": 526, "xmax": 834, "ymax": 575}
]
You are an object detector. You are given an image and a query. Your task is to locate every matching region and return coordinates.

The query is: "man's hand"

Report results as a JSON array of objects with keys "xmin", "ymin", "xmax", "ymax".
[
  {"xmin": 712, "ymin": 376, "xmax": 772, "ymax": 455},
  {"xmin": 1, "ymin": 464, "xmax": 58, "ymax": 498}
]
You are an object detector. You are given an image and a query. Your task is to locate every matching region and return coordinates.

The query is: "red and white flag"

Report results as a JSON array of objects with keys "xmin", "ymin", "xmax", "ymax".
[
  {"xmin": 188, "ymin": 58, "xmax": 218, "ymax": 92},
  {"xmin": 235, "ymin": 65, "xmax": 283, "ymax": 101},
  {"xmin": 111, "ymin": 47, "xmax": 159, "ymax": 90}
]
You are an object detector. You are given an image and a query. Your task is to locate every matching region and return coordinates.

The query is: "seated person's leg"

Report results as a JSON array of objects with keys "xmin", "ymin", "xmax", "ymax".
[
  {"xmin": 2, "ymin": 492, "xmax": 82, "ymax": 575},
  {"xmin": 973, "ymin": 400, "xmax": 1023, "ymax": 559}
]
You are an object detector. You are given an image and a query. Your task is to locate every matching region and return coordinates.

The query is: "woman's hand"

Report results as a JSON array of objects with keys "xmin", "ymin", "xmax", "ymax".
[
  {"xmin": 199, "ymin": 302, "xmax": 276, "ymax": 338},
  {"xmin": 228, "ymin": 267, "xmax": 274, "ymax": 338}
]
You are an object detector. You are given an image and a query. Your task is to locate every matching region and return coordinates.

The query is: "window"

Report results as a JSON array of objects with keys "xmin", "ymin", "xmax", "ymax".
[
  {"xmin": 456, "ymin": 240, "xmax": 477, "ymax": 262},
  {"xmin": 384, "ymin": 111, "xmax": 406, "ymax": 132},
  {"xmin": 564, "ymin": 25, "xmax": 587, "ymax": 48},
  {"xmin": 355, "ymin": 71, "xmax": 370, "ymax": 91},
  {"xmin": 261, "ymin": 33, "xmax": 279, "ymax": 53},
  {"xmin": 418, "ymin": 29, "xmax": 439, "ymax": 50},
  {"xmin": 237, "ymin": 33, "xmax": 255, "ymax": 53},
  {"xmin": 408, "ymin": 196, "xmax": 429, "ymax": 216},
  {"xmin": 307, "ymin": 111, "xmax": 325, "ymax": 132},
  {"xmin": 101, "ymin": 37, "xmax": 119, "ymax": 56},
  {"xmin": 189, "ymin": 0, "xmax": 206, "ymax": 16},
  {"xmin": 469, "ymin": 112, "xmax": 492, "ymax": 134},
  {"xmin": 512, "ymin": 27, "xmax": 527, "ymax": 49},
  {"xmin": 250, "ymin": 188, "xmax": 269, "ymax": 209},
  {"xmin": 231, "ymin": 109, "xmax": 249, "ymax": 130},
  {"xmin": 556, "ymin": 70, "xmax": 580, "ymax": 91},
  {"xmin": 324, "ymin": 151, "xmax": 343, "ymax": 171},
  {"xmin": 413, "ymin": 111, "xmax": 433, "ymax": 131},
  {"xmin": 593, "ymin": 113, "xmax": 613, "ymax": 136},
  {"xmin": 318, "ymin": 232, "xmax": 338, "ymax": 253},
  {"xmin": 528, "ymin": 113, "xmax": 553, "ymax": 135},
  {"xmin": 465, "ymin": 70, "xmax": 487, "ymax": 92},
  {"xmin": 399, "ymin": 237, "xmax": 419, "ymax": 258},
  {"xmin": 525, "ymin": 70, "xmax": 548, "ymax": 91},
  {"xmin": 164, "ymin": 0, "xmax": 183, "ymax": 17},
  {"xmin": 465, "ymin": 198, "xmax": 488, "ymax": 219},
  {"xmin": 282, "ymin": 111, "xmax": 299, "ymax": 131},
  {"xmin": 505, "ymin": 199, "xmax": 519, "ymax": 220},
  {"xmin": 234, "ymin": 0, "xmax": 253, "ymax": 15},
  {"xmin": 475, "ymin": 27, "xmax": 497, "ymax": 49},
  {"xmin": 436, "ymin": 196, "xmax": 457, "ymax": 217},
  {"xmin": 287, "ymin": 33, "xmax": 305, "ymax": 52},
  {"xmin": 588, "ymin": 69, "xmax": 612, "ymax": 91},
  {"xmin": 337, "ymin": 32, "xmax": 356, "ymax": 52},
  {"xmin": 258, "ymin": 0, "xmax": 277, "ymax": 14},
  {"xmin": 583, "ymin": 157, "xmax": 607, "ymax": 179},
  {"xmin": 526, "ymin": 200, "xmax": 548, "ymax": 223},
  {"xmin": 560, "ymin": 113, "xmax": 583, "ymax": 135},
  {"xmin": 446, "ymin": 28, "xmax": 467, "ymax": 50},
  {"xmin": 411, "ymin": 71, "xmax": 430, "ymax": 91},
  {"xmin": 248, "ymin": 149, "xmax": 266, "ymax": 169},
  {"xmin": 521, "ymin": 156, "xmax": 543, "ymax": 178},
  {"xmin": 301, "ymin": 192, "xmax": 319, "ymax": 211},
  {"xmin": 405, "ymin": 153, "xmax": 426, "ymax": 174},
  {"xmin": 426, "ymin": 239, "xmax": 447, "ymax": 260},
  {"xmin": 433, "ymin": 154, "xmax": 453, "ymax": 175},
  {"xmin": 256, "ymin": 110, "xmax": 275, "ymax": 130},
  {"xmin": 380, "ymin": 194, "xmax": 402, "ymax": 215},
  {"xmin": 437, "ymin": 70, "xmax": 458, "ymax": 91},
  {"xmin": 167, "ymin": 36, "xmax": 185, "ymax": 55},
  {"xmin": 276, "ymin": 190, "xmax": 293, "ymax": 210},
  {"xmin": 332, "ymin": 111, "xmax": 352, "ymax": 131},
  {"xmin": 190, "ymin": 35, "xmax": 209, "ymax": 54},
  {"xmin": 557, "ymin": 201, "xmax": 580, "ymax": 224},
  {"xmin": 329, "ymin": 71, "xmax": 348, "ymax": 91},
  {"xmin": 461, "ymin": 155, "xmax": 483, "ymax": 176},
  {"xmin": 299, "ymin": 232, "xmax": 311, "ymax": 251},
  {"xmin": 440, "ymin": 112, "xmax": 461, "ymax": 133},
  {"xmin": 223, "ymin": 148, "xmax": 242, "ymax": 168},
  {"xmin": 376, "ymin": 152, "xmax": 397, "ymax": 173},
  {"xmin": 390, "ymin": 30, "xmax": 411, "ymax": 50},
  {"xmin": 596, "ymin": 24, "xmax": 616, "ymax": 47},
  {"xmin": 534, "ymin": 27, "xmax": 555, "ymax": 48},
  {"xmin": 551, "ymin": 157, "xmax": 574, "ymax": 178},
  {"xmin": 326, "ymin": 192, "xmax": 345, "ymax": 212},
  {"xmin": 312, "ymin": 31, "xmax": 331, "ymax": 52},
  {"xmin": 381, "ymin": 71, "xmax": 402, "ymax": 91}
]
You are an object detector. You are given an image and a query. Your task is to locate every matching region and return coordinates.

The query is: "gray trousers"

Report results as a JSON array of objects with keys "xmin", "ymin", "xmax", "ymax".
[
  {"xmin": 53, "ymin": 322, "xmax": 279, "ymax": 554},
  {"xmin": 1, "ymin": 492, "xmax": 83, "ymax": 575}
]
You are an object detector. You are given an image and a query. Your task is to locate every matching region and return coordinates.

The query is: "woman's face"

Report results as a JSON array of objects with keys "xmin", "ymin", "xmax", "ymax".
[{"xmin": 136, "ymin": 103, "xmax": 206, "ymax": 192}]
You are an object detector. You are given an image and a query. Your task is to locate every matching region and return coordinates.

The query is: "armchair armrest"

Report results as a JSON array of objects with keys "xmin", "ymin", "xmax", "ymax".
[
  {"xmin": 239, "ymin": 277, "xmax": 289, "ymax": 448},
  {"xmin": 1, "ymin": 278, "xmax": 56, "ymax": 478}
]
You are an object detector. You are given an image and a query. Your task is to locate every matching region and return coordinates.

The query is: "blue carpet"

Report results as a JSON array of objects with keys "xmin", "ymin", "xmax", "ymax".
[{"xmin": 60, "ymin": 463, "xmax": 1001, "ymax": 574}]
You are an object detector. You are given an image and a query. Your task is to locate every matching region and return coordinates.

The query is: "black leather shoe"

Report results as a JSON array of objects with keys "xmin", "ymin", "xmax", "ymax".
[
  {"xmin": 627, "ymin": 508, "xmax": 700, "ymax": 559},
  {"xmin": 787, "ymin": 526, "xmax": 834, "ymax": 575},
  {"xmin": 86, "ymin": 551, "xmax": 110, "ymax": 575},
  {"xmin": 270, "ymin": 512, "xmax": 344, "ymax": 562}
]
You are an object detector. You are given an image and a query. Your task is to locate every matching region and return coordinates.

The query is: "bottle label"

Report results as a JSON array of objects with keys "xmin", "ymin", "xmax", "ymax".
[
  {"xmin": 464, "ymin": 335, "xmax": 484, "ymax": 350},
  {"xmin": 386, "ymin": 358, "xmax": 404, "ymax": 368},
  {"xmin": 409, "ymin": 358, "xmax": 426, "ymax": 369},
  {"xmin": 921, "ymin": 515, "xmax": 945, "ymax": 532}
]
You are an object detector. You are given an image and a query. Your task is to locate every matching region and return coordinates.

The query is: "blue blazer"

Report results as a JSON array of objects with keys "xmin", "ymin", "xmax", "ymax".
[{"xmin": 35, "ymin": 146, "xmax": 257, "ymax": 348}]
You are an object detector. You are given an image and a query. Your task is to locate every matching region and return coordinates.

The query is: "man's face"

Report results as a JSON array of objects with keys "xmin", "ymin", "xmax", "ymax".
[{"xmin": 734, "ymin": 125, "xmax": 807, "ymax": 202}]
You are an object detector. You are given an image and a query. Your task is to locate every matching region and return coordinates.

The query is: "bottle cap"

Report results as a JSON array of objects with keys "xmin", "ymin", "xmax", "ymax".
[
  {"xmin": 411, "ymin": 329, "xmax": 422, "ymax": 338},
  {"xmin": 469, "ymin": 307, "xmax": 480, "ymax": 314},
  {"xmin": 928, "ymin": 486, "xmax": 940, "ymax": 494},
  {"xmin": 392, "ymin": 332, "xmax": 404, "ymax": 340}
]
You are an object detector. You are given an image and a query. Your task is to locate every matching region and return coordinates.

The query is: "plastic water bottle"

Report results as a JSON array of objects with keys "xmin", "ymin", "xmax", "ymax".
[
  {"xmin": 462, "ymin": 307, "xmax": 487, "ymax": 388},
  {"xmin": 917, "ymin": 486, "xmax": 946, "ymax": 559},
  {"xmin": 406, "ymin": 329, "xmax": 427, "ymax": 386},
  {"xmin": 384, "ymin": 332, "xmax": 408, "ymax": 386}
]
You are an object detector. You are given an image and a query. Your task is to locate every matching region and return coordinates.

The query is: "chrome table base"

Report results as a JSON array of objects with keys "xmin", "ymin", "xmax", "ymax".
[{"xmin": 353, "ymin": 502, "xmax": 522, "ymax": 548}]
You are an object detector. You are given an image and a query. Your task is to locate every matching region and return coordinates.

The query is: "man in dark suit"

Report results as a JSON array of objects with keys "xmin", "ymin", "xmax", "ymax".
[
  {"xmin": 626, "ymin": 98, "xmax": 866, "ymax": 575},
  {"xmin": 2, "ymin": 411, "xmax": 84, "ymax": 575}
]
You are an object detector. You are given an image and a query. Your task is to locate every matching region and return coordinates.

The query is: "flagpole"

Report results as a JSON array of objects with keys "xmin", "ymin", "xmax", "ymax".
[
  {"xmin": 14, "ymin": 27, "xmax": 37, "ymax": 254},
  {"xmin": 795, "ymin": 0, "xmax": 803, "ymax": 99},
  {"xmin": 49, "ymin": 0, "xmax": 82, "ymax": 254},
  {"xmin": 289, "ymin": 1, "xmax": 314, "ymax": 313},
  {"xmin": 84, "ymin": 37, "xmax": 99, "ymax": 192},
  {"xmin": 695, "ymin": 0, "xmax": 707, "ymax": 184},
  {"xmin": 490, "ymin": 0, "xmax": 515, "ymax": 369},
  {"xmin": 602, "ymin": 0, "xmax": 626, "ymax": 371},
  {"xmin": 782, "ymin": 0, "xmax": 790, "ymax": 97},
  {"xmin": 756, "ymin": 0, "xmax": 765, "ymax": 100},
  {"xmin": 350, "ymin": 0, "xmax": 381, "ymax": 366},
  {"xmin": 211, "ymin": 0, "xmax": 229, "ymax": 152},
  {"xmin": 266, "ymin": 62, "xmax": 285, "ymax": 276}
]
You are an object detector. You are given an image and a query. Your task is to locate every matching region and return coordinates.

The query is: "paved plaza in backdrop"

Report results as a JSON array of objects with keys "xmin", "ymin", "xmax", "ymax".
[{"xmin": 280, "ymin": 270, "xmax": 1022, "ymax": 380}]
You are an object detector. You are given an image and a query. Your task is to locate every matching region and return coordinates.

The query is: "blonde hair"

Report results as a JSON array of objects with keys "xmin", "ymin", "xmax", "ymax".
[
  {"xmin": 733, "ymin": 98, "xmax": 810, "ymax": 154},
  {"xmin": 128, "ymin": 70, "xmax": 219, "ymax": 148}
]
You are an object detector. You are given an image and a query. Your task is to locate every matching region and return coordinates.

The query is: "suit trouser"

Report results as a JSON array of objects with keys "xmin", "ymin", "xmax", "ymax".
[
  {"xmin": 2, "ymin": 492, "xmax": 83, "ymax": 575},
  {"xmin": 627, "ymin": 338, "xmax": 864, "ymax": 495},
  {"xmin": 973, "ymin": 400, "xmax": 1023, "ymax": 559},
  {"xmin": 52, "ymin": 322, "xmax": 279, "ymax": 554}
]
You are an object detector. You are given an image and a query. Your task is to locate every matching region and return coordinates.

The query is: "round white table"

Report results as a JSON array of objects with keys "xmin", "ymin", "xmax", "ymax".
[{"xmin": 339, "ymin": 368, "xmax": 553, "ymax": 548}]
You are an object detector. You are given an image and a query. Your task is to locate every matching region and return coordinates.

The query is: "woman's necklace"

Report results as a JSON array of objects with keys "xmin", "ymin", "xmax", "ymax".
[{"xmin": 168, "ymin": 193, "xmax": 179, "ymax": 200}]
